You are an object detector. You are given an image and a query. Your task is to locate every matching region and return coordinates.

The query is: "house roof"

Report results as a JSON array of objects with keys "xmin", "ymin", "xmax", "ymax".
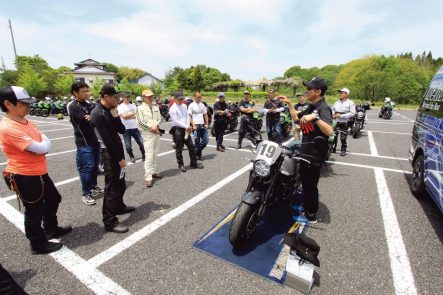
[
  {"xmin": 137, "ymin": 73, "xmax": 164, "ymax": 82},
  {"xmin": 71, "ymin": 65, "xmax": 115, "ymax": 75},
  {"xmin": 74, "ymin": 58, "xmax": 104, "ymax": 67}
]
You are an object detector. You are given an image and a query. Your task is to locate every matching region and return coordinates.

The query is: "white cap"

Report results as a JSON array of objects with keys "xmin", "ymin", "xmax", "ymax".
[
  {"xmin": 384, "ymin": 97, "xmax": 391, "ymax": 102},
  {"xmin": 136, "ymin": 96, "xmax": 142, "ymax": 102},
  {"xmin": 338, "ymin": 88, "xmax": 350, "ymax": 95}
]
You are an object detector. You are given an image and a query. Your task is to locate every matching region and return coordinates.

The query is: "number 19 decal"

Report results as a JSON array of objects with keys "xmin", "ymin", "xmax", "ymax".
[{"xmin": 259, "ymin": 143, "xmax": 277, "ymax": 158}]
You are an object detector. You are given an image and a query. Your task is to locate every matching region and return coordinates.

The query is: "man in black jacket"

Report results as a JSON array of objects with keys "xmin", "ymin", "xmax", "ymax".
[
  {"xmin": 68, "ymin": 82, "xmax": 104, "ymax": 205},
  {"xmin": 90, "ymin": 84, "xmax": 135, "ymax": 233}
]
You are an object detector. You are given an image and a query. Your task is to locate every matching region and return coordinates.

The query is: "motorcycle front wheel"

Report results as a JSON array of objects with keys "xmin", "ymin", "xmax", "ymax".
[
  {"xmin": 229, "ymin": 202, "xmax": 259, "ymax": 249},
  {"xmin": 352, "ymin": 123, "xmax": 361, "ymax": 138},
  {"xmin": 229, "ymin": 118, "xmax": 238, "ymax": 131},
  {"xmin": 41, "ymin": 109, "xmax": 50, "ymax": 117}
]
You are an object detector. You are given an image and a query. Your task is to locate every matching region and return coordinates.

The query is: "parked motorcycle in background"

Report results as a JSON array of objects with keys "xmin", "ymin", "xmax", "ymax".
[{"xmin": 350, "ymin": 104, "xmax": 367, "ymax": 138}]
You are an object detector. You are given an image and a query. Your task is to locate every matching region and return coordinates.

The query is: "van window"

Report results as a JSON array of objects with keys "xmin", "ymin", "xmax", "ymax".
[{"xmin": 421, "ymin": 77, "xmax": 443, "ymax": 119}]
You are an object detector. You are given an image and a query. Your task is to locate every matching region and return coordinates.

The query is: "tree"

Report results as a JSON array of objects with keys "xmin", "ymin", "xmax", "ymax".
[
  {"xmin": 0, "ymin": 69, "xmax": 19, "ymax": 88},
  {"xmin": 103, "ymin": 62, "xmax": 119, "ymax": 74},
  {"xmin": 118, "ymin": 66, "xmax": 146, "ymax": 82},
  {"xmin": 190, "ymin": 66, "xmax": 204, "ymax": 91},
  {"xmin": 90, "ymin": 77, "xmax": 105, "ymax": 98},
  {"xmin": 16, "ymin": 63, "xmax": 47, "ymax": 97},
  {"xmin": 54, "ymin": 74, "xmax": 75, "ymax": 96}
]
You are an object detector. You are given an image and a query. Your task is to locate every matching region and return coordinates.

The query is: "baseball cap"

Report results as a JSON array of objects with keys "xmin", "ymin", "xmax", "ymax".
[
  {"xmin": 0, "ymin": 86, "xmax": 36, "ymax": 104},
  {"xmin": 218, "ymin": 92, "xmax": 225, "ymax": 97},
  {"xmin": 338, "ymin": 88, "xmax": 350, "ymax": 95},
  {"xmin": 243, "ymin": 90, "xmax": 250, "ymax": 95},
  {"xmin": 173, "ymin": 91, "xmax": 185, "ymax": 99},
  {"xmin": 100, "ymin": 84, "xmax": 121, "ymax": 97},
  {"xmin": 142, "ymin": 89, "xmax": 154, "ymax": 97},
  {"xmin": 303, "ymin": 77, "xmax": 328, "ymax": 93}
]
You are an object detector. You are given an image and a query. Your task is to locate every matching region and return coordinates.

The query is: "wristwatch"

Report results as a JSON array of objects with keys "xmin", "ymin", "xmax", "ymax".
[{"xmin": 312, "ymin": 111, "xmax": 320, "ymax": 122}]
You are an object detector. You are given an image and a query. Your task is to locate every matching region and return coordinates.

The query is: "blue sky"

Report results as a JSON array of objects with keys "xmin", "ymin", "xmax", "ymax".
[{"xmin": 0, "ymin": 0, "xmax": 442, "ymax": 80}]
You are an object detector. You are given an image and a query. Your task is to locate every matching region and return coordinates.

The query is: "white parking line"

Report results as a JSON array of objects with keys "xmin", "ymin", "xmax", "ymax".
[
  {"xmin": 373, "ymin": 168, "xmax": 417, "ymax": 295},
  {"xmin": 326, "ymin": 160, "xmax": 412, "ymax": 174},
  {"xmin": 0, "ymin": 197, "xmax": 130, "ymax": 295},
  {"xmin": 365, "ymin": 121, "xmax": 413, "ymax": 125},
  {"xmin": 393, "ymin": 112, "xmax": 415, "ymax": 122},
  {"xmin": 363, "ymin": 130, "xmax": 410, "ymax": 136},
  {"xmin": 347, "ymin": 152, "xmax": 408, "ymax": 161},
  {"xmin": 50, "ymin": 135, "xmax": 75, "ymax": 141},
  {"xmin": 367, "ymin": 131, "xmax": 379, "ymax": 156},
  {"xmin": 88, "ymin": 163, "xmax": 253, "ymax": 268},
  {"xmin": 39, "ymin": 127, "xmax": 74, "ymax": 132},
  {"xmin": 0, "ymin": 149, "xmax": 77, "ymax": 166}
]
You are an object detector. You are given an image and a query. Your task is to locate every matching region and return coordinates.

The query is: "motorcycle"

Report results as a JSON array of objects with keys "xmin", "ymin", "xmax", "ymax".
[
  {"xmin": 350, "ymin": 104, "xmax": 366, "ymax": 138},
  {"xmin": 228, "ymin": 137, "xmax": 324, "ymax": 248},
  {"xmin": 157, "ymin": 100, "xmax": 171, "ymax": 121},
  {"xmin": 29, "ymin": 102, "xmax": 39, "ymax": 116},
  {"xmin": 379, "ymin": 103, "xmax": 395, "ymax": 119},
  {"xmin": 325, "ymin": 121, "xmax": 338, "ymax": 161},
  {"xmin": 211, "ymin": 103, "xmax": 240, "ymax": 136},
  {"xmin": 280, "ymin": 107, "xmax": 293, "ymax": 138}
]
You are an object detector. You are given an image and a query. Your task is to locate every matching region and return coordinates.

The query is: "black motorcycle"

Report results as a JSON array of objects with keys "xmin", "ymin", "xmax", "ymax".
[
  {"xmin": 211, "ymin": 103, "xmax": 240, "ymax": 136},
  {"xmin": 229, "ymin": 137, "xmax": 323, "ymax": 248},
  {"xmin": 379, "ymin": 103, "xmax": 394, "ymax": 119},
  {"xmin": 351, "ymin": 104, "xmax": 366, "ymax": 138}
]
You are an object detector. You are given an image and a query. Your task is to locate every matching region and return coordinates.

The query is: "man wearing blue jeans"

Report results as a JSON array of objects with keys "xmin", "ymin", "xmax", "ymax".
[
  {"xmin": 188, "ymin": 91, "xmax": 209, "ymax": 160},
  {"xmin": 263, "ymin": 89, "xmax": 284, "ymax": 145},
  {"xmin": 68, "ymin": 82, "xmax": 104, "ymax": 205},
  {"xmin": 117, "ymin": 93, "xmax": 145, "ymax": 163}
]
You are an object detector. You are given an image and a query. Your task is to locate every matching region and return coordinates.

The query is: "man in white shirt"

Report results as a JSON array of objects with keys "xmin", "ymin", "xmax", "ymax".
[
  {"xmin": 188, "ymin": 91, "xmax": 209, "ymax": 161},
  {"xmin": 169, "ymin": 91, "xmax": 203, "ymax": 172},
  {"xmin": 117, "ymin": 93, "xmax": 145, "ymax": 163},
  {"xmin": 331, "ymin": 88, "xmax": 356, "ymax": 156}
]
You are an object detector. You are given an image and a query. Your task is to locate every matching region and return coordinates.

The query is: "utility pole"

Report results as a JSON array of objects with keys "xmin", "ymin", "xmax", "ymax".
[
  {"xmin": 1, "ymin": 56, "xmax": 5, "ymax": 70},
  {"xmin": 8, "ymin": 19, "xmax": 18, "ymax": 63}
]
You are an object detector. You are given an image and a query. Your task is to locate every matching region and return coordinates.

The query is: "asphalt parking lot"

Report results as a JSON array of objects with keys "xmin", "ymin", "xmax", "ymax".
[{"xmin": 0, "ymin": 109, "xmax": 442, "ymax": 295}]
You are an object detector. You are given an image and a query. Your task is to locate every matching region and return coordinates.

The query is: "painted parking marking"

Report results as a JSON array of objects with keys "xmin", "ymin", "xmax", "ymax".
[
  {"xmin": 39, "ymin": 127, "xmax": 74, "ymax": 132},
  {"xmin": 365, "ymin": 121, "xmax": 413, "ymax": 125},
  {"xmin": 367, "ymin": 131, "xmax": 379, "ymax": 156},
  {"xmin": 0, "ymin": 197, "xmax": 130, "ymax": 295},
  {"xmin": 88, "ymin": 163, "xmax": 252, "ymax": 268},
  {"xmin": 363, "ymin": 130, "xmax": 411, "ymax": 136},
  {"xmin": 373, "ymin": 168, "xmax": 417, "ymax": 295},
  {"xmin": 326, "ymin": 160, "xmax": 412, "ymax": 174},
  {"xmin": 393, "ymin": 111, "xmax": 415, "ymax": 122},
  {"xmin": 347, "ymin": 152, "xmax": 408, "ymax": 161}
]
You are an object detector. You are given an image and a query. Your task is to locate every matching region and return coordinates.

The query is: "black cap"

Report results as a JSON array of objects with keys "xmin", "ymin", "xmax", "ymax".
[
  {"xmin": 173, "ymin": 91, "xmax": 185, "ymax": 99},
  {"xmin": 0, "ymin": 86, "xmax": 36, "ymax": 104},
  {"xmin": 100, "ymin": 84, "xmax": 122, "ymax": 97},
  {"xmin": 303, "ymin": 77, "xmax": 328, "ymax": 93}
]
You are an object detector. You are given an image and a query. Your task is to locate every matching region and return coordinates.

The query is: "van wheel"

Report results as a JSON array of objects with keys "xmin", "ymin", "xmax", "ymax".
[{"xmin": 411, "ymin": 154, "xmax": 426, "ymax": 199}]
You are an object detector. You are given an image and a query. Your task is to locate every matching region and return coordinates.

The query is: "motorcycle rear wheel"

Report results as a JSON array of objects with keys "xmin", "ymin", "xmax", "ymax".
[{"xmin": 229, "ymin": 202, "xmax": 258, "ymax": 248}]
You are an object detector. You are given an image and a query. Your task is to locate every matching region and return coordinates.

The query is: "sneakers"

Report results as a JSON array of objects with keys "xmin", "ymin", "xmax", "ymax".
[
  {"xmin": 32, "ymin": 241, "xmax": 63, "ymax": 255},
  {"xmin": 91, "ymin": 186, "xmax": 104, "ymax": 196},
  {"xmin": 179, "ymin": 165, "xmax": 187, "ymax": 172},
  {"xmin": 106, "ymin": 224, "xmax": 129, "ymax": 234},
  {"xmin": 217, "ymin": 146, "xmax": 225, "ymax": 152},
  {"xmin": 130, "ymin": 157, "xmax": 136, "ymax": 164},
  {"xmin": 190, "ymin": 163, "xmax": 204, "ymax": 169},
  {"xmin": 146, "ymin": 180, "xmax": 153, "ymax": 188},
  {"xmin": 340, "ymin": 149, "xmax": 346, "ymax": 156},
  {"xmin": 305, "ymin": 212, "xmax": 318, "ymax": 224},
  {"xmin": 82, "ymin": 194, "xmax": 96, "ymax": 205},
  {"xmin": 197, "ymin": 155, "xmax": 204, "ymax": 161},
  {"xmin": 152, "ymin": 173, "xmax": 163, "ymax": 179}
]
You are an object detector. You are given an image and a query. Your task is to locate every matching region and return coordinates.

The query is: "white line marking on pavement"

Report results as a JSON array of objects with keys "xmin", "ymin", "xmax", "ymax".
[
  {"xmin": 0, "ymin": 197, "xmax": 130, "ymax": 295},
  {"xmin": 0, "ymin": 149, "xmax": 77, "ymax": 166},
  {"xmin": 365, "ymin": 121, "xmax": 413, "ymax": 125},
  {"xmin": 347, "ymin": 152, "xmax": 408, "ymax": 161},
  {"xmin": 2, "ymin": 150, "xmax": 177, "ymax": 201},
  {"xmin": 367, "ymin": 131, "xmax": 379, "ymax": 156},
  {"xmin": 32, "ymin": 122, "xmax": 72, "ymax": 127},
  {"xmin": 39, "ymin": 127, "xmax": 74, "ymax": 132},
  {"xmin": 88, "ymin": 163, "xmax": 253, "ymax": 268},
  {"xmin": 393, "ymin": 111, "xmax": 415, "ymax": 122},
  {"xmin": 50, "ymin": 135, "xmax": 75, "ymax": 141},
  {"xmin": 326, "ymin": 160, "xmax": 412, "ymax": 174},
  {"xmin": 363, "ymin": 130, "xmax": 410, "ymax": 136},
  {"xmin": 366, "ymin": 119, "xmax": 412, "ymax": 123},
  {"xmin": 373, "ymin": 168, "xmax": 417, "ymax": 295}
]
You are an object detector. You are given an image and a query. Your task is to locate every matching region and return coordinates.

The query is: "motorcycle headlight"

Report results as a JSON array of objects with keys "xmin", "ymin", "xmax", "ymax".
[{"xmin": 254, "ymin": 160, "xmax": 271, "ymax": 177}]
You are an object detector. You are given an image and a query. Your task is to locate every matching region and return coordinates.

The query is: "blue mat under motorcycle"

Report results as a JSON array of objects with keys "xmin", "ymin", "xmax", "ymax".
[{"xmin": 192, "ymin": 203, "xmax": 308, "ymax": 285}]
